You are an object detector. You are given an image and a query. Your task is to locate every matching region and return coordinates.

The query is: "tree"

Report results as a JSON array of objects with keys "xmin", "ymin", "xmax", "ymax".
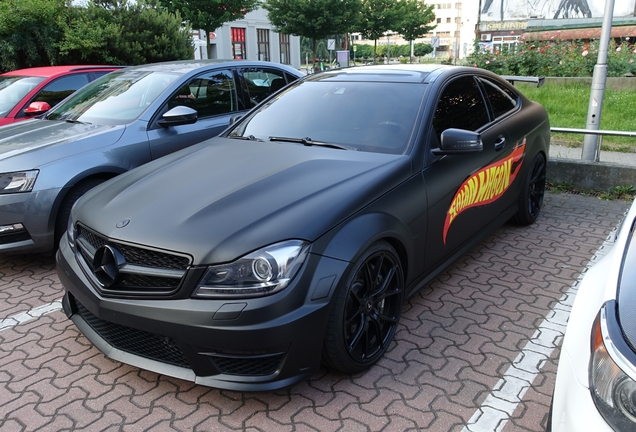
[
  {"xmin": 356, "ymin": 0, "xmax": 402, "ymax": 64},
  {"xmin": 0, "ymin": 0, "xmax": 68, "ymax": 72},
  {"xmin": 394, "ymin": 0, "xmax": 436, "ymax": 63},
  {"xmin": 264, "ymin": 0, "xmax": 360, "ymax": 69},
  {"xmin": 58, "ymin": 0, "xmax": 192, "ymax": 65},
  {"xmin": 159, "ymin": 0, "xmax": 259, "ymax": 59}
]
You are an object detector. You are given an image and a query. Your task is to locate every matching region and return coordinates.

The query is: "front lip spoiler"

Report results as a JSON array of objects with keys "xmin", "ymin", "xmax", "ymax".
[{"xmin": 66, "ymin": 300, "xmax": 309, "ymax": 391}]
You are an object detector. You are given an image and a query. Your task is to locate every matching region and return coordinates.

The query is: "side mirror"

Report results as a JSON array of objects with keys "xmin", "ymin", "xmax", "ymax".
[
  {"xmin": 25, "ymin": 101, "xmax": 52, "ymax": 116},
  {"xmin": 432, "ymin": 128, "xmax": 483, "ymax": 156},
  {"xmin": 158, "ymin": 106, "xmax": 198, "ymax": 127}
]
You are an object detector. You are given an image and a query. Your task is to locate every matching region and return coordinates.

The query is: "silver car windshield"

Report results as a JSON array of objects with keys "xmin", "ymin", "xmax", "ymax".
[
  {"xmin": 46, "ymin": 70, "xmax": 180, "ymax": 125},
  {"xmin": 0, "ymin": 76, "xmax": 46, "ymax": 117},
  {"xmin": 231, "ymin": 81, "xmax": 425, "ymax": 154}
]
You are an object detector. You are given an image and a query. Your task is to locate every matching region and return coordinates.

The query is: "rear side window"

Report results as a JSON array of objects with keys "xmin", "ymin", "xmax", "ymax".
[
  {"xmin": 433, "ymin": 76, "xmax": 489, "ymax": 138},
  {"xmin": 168, "ymin": 69, "xmax": 237, "ymax": 118},
  {"xmin": 240, "ymin": 68, "xmax": 289, "ymax": 108},
  {"xmin": 479, "ymin": 78, "xmax": 518, "ymax": 119},
  {"xmin": 31, "ymin": 74, "xmax": 90, "ymax": 109}
]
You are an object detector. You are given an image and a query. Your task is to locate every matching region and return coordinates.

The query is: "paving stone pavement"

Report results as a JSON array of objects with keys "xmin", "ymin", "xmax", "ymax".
[{"xmin": 0, "ymin": 192, "xmax": 630, "ymax": 432}]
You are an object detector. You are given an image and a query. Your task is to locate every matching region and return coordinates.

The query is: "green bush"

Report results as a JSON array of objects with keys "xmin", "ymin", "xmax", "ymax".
[{"xmin": 468, "ymin": 39, "xmax": 636, "ymax": 77}]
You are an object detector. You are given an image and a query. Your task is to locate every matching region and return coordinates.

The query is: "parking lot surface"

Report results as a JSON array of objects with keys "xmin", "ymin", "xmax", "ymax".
[{"xmin": 0, "ymin": 192, "xmax": 630, "ymax": 432}]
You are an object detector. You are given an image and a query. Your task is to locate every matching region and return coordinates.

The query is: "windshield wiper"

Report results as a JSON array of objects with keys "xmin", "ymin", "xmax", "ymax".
[
  {"xmin": 229, "ymin": 134, "xmax": 263, "ymax": 141},
  {"xmin": 268, "ymin": 136, "xmax": 353, "ymax": 150},
  {"xmin": 64, "ymin": 119, "xmax": 91, "ymax": 125}
]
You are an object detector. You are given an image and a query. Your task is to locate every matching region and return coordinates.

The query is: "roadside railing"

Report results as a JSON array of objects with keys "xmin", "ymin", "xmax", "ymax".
[{"xmin": 550, "ymin": 127, "xmax": 636, "ymax": 162}]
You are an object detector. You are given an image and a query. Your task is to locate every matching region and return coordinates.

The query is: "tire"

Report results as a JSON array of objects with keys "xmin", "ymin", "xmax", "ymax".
[
  {"xmin": 322, "ymin": 241, "xmax": 404, "ymax": 373},
  {"xmin": 54, "ymin": 178, "xmax": 105, "ymax": 251},
  {"xmin": 511, "ymin": 152, "xmax": 546, "ymax": 225}
]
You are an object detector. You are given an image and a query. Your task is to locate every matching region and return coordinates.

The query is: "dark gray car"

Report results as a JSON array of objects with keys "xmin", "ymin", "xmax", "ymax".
[{"xmin": 0, "ymin": 60, "xmax": 302, "ymax": 254}]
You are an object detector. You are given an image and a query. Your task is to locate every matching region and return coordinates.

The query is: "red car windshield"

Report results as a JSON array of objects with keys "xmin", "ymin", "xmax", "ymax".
[{"xmin": 0, "ymin": 76, "xmax": 45, "ymax": 117}]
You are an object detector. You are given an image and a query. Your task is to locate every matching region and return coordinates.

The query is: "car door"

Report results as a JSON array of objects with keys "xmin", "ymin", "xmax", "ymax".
[
  {"xmin": 146, "ymin": 68, "xmax": 240, "ymax": 160},
  {"xmin": 422, "ymin": 74, "xmax": 520, "ymax": 270}
]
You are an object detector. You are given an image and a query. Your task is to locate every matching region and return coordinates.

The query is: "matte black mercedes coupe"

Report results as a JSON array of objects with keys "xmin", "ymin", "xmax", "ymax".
[{"xmin": 57, "ymin": 65, "xmax": 550, "ymax": 391}]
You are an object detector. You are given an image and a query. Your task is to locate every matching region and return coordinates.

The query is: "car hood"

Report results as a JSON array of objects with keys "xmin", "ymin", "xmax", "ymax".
[
  {"xmin": 76, "ymin": 137, "xmax": 412, "ymax": 264},
  {"xmin": 0, "ymin": 119, "xmax": 123, "ymax": 170}
]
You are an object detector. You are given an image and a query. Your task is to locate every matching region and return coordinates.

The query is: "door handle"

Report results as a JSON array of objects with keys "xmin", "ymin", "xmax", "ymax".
[{"xmin": 494, "ymin": 136, "xmax": 506, "ymax": 150}]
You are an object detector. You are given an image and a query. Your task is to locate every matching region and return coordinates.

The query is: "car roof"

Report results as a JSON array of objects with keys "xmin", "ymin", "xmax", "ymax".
[
  {"xmin": 1, "ymin": 65, "xmax": 123, "ymax": 78},
  {"xmin": 125, "ymin": 60, "xmax": 302, "ymax": 76},
  {"xmin": 308, "ymin": 64, "xmax": 489, "ymax": 83}
]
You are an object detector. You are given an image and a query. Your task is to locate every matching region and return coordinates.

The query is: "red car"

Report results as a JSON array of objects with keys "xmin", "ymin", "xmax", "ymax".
[{"xmin": 0, "ymin": 65, "xmax": 122, "ymax": 126}]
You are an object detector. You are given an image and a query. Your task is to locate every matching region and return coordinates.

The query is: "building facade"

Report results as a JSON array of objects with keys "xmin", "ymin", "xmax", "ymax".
[
  {"xmin": 477, "ymin": 0, "xmax": 636, "ymax": 51},
  {"xmin": 192, "ymin": 8, "xmax": 301, "ymax": 69},
  {"xmin": 352, "ymin": 2, "xmax": 480, "ymax": 61}
]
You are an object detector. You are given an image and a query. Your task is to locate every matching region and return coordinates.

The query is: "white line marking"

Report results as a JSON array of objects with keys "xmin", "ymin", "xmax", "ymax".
[
  {"xmin": 0, "ymin": 300, "xmax": 63, "ymax": 332},
  {"xmin": 461, "ymin": 231, "xmax": 617, "ymax": 432}
]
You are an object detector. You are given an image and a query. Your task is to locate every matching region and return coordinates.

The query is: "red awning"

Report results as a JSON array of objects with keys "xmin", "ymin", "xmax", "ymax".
[{"xmin": 521, "ymin": 25, "xmax": 636, "ymax": 41}]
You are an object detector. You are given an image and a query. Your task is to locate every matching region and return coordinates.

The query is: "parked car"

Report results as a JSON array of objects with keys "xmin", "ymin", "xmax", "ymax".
[
  {"xmin": 0, "ymin": 65, "xmax": 122, "ymax": 126},
  {"xmin": 57, "ymin": 64, "xmax": 550, "ymax": 391},
  {"xmin": 0, "ymin": 60, "xmax": 303, "ymax": 254},
  {"xmin": 549, "ymin": 197, "xmax": 636, "ymax": 431}
]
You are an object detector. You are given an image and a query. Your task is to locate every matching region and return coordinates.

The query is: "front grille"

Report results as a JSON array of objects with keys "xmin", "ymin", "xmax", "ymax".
[
  {"xmin": 73, "ymin": 296, "xmax": 190, "ymax": 368},
  {"xmin": 208, "ymin": 353, "xmax": 284, "ymax": 376},
  {"xmin": 75, "ymin": 224, "xmax": 191, "ymax": 297}
]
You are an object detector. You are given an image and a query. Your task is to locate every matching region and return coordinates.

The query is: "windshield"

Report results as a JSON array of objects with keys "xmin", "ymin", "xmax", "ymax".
[
  {"xmin": 46, "ymin": 70, "xmax": 180, "ymax": 125},
  {"xmin": 230, "ymin": 80, "xmax": 425, "ymax": 154},
  {"xmin": 0, "ymin": 76, "xmax": 45, "ymax": 117}
]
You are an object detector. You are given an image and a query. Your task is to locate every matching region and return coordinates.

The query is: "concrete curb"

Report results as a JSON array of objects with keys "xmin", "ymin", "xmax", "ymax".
[{"xmin": 548, "ymin": 157, "xmax": 636, "ymax": 190}]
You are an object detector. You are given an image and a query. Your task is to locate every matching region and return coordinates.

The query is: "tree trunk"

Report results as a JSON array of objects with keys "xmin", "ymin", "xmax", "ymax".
[
  {"xmin": 312, "ymin": 38, "xmax": 319, "ymax": 72},
  {"xmin": 373, "ymin": 39, "xmax": 377, "ymax": 65}
]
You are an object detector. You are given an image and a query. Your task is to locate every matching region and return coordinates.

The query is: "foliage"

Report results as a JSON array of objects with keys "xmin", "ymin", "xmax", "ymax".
[
  {"xmin": 59, "ymin": 0, "xmax": 192, "ymax": 65},
  {"xmin": 469, "ymin": 38, "xmax": 636, "ymax": 78},
  {"xmin": 264, "ymin": 0, "xmax": 360, "ymax": 67},
  {"xmin": 0, "ymin": 0, "xmax": 67, "ymax": 71},
  {"xmin": 159, "ymin": 0, "xmax": 258, "ymax": 58},
  {"xmin": 393, "ymin": 0, "xmax": 436, "ymax": 45}
]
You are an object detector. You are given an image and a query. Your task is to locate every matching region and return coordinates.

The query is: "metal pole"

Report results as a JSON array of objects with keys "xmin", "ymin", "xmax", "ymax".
[{"xmin": 581, "ymin": 0, "xmax": 615, "ymax": 161}]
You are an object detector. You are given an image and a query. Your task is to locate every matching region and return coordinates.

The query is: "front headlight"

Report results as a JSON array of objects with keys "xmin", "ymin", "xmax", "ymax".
[
  {"xmin": 590, "ymin": 304, "xmax": 636, "ymax": 430},
  {"xmin": 193, "ymin": 240, "xmax": 310, "ymax": 299},
  {"xmin": 0, "ymin": 170, "xmax": 38, "ymax": 194}
]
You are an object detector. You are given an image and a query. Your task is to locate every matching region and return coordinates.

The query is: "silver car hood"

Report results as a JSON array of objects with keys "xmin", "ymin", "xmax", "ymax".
[{"xmin": 0, "ymin": 119, "xmax": 123, "ymax": 168}]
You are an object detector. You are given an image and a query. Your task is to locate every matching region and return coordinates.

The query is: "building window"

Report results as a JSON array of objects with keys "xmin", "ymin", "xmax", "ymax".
[
  {"xmin": 446, "ymin": 17, "xmax": 451, "ymax": 23},
  {"xmin": 456, "ymin": 2, "xmax": 461, "ymax": 9},
  {"xmin": 231, "ymin": 27, "xmax": 246, "ymax": 60},
  {"xmin": 257, "ymin": 29, "xmax": 270, "ymax": 61},
  {"xmin": 437, "ymin": 18, "xmax": 442, "ymax": 23},
  {"xmin": 279, "ymin": 33, "xmax": 290, "ymax": 64}
]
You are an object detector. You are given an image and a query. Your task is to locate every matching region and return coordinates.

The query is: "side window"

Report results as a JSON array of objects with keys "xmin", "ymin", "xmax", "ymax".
[
  {"xmin": 168, "ymin": 69, "xmax": 237, "ymax": 118},
  {"xmin": 29, "ymin": 73, "xmax": 90, "ymax": 110},
  {"xmin": 480, "ymin": 78, "xmax": 518, "ymax": 119},
  {"xmin": 240, "ymin": 68, "xmax": 288, "ymax": 108},
  {"xmin": 432, "ymin": 76, "xmax": 489, "ymax": 140}
]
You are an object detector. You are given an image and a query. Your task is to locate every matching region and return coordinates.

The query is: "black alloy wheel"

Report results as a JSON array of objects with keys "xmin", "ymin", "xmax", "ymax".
[
  {"xmin": 512, "ymin": 152, "xmax": 546, "ymax": 225},
  {"xmin": 323, "ymin": 241, "xmax": 404, "ymax": 373}
]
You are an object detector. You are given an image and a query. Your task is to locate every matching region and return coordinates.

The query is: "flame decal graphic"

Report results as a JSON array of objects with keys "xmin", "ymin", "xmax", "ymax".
[{"xmin": 443, "ymin": 138, "xmax": 526, "ymax": 244}]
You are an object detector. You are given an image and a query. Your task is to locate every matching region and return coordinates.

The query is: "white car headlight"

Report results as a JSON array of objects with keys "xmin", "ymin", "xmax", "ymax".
[
  {"xmin": 193, "ymin": 240, "xmax": 310, "ymax": 299},
  {"xmin": 590, "ymin": 303, "xmax": 636, "ymax": 430},
  {"xmin": 0, "ymin": 170, "xmax": 38, "ymax": 194}
]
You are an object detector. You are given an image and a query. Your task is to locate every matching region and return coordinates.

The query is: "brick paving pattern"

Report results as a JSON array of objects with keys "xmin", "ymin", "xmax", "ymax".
[{"xmin": 0, "ymin": 192, "xmax": 630, "ymax": 431}]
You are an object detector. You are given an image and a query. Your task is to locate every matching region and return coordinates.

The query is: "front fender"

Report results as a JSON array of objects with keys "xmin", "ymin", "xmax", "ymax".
[{"xmin": 313, "ymin": 212, "xmax": 416, "ymax": 282}]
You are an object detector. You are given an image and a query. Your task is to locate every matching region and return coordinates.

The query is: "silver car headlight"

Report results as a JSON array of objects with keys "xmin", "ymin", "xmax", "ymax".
[
  {"xmin": 0, "ymin": 170, "xmax": 38, "ymax": 194},
  {"xmin": 193, "ymin": 240, "xmax": 310, "ymax": 298},
  {"xmin": 590, "ymin": 304, "xmax": 636, "ymax": 430}
]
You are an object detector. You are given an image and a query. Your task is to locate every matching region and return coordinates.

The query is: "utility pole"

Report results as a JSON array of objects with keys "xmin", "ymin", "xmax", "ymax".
[{"xmin": 581, "ymin": 0, "xmax": 615, "ymax": 161}]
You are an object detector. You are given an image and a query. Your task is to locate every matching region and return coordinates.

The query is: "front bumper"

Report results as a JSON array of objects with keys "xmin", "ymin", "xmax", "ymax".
[
  {"xmin": 0, "ymin": 188, "xmax": 59, "ymax": 253},
  {"xmin": 56, "ymin": 237, "xmax": 348, "ymax": 391},
  {"xmin": 551, "ymin": 348, "xmax": 613, "ymax": 432}
]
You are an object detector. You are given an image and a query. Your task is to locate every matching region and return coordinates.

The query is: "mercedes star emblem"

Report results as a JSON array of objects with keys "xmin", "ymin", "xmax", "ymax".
[{"xmin": 92, "ymin": 245, "xmax": 125, "ymax": 287}]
